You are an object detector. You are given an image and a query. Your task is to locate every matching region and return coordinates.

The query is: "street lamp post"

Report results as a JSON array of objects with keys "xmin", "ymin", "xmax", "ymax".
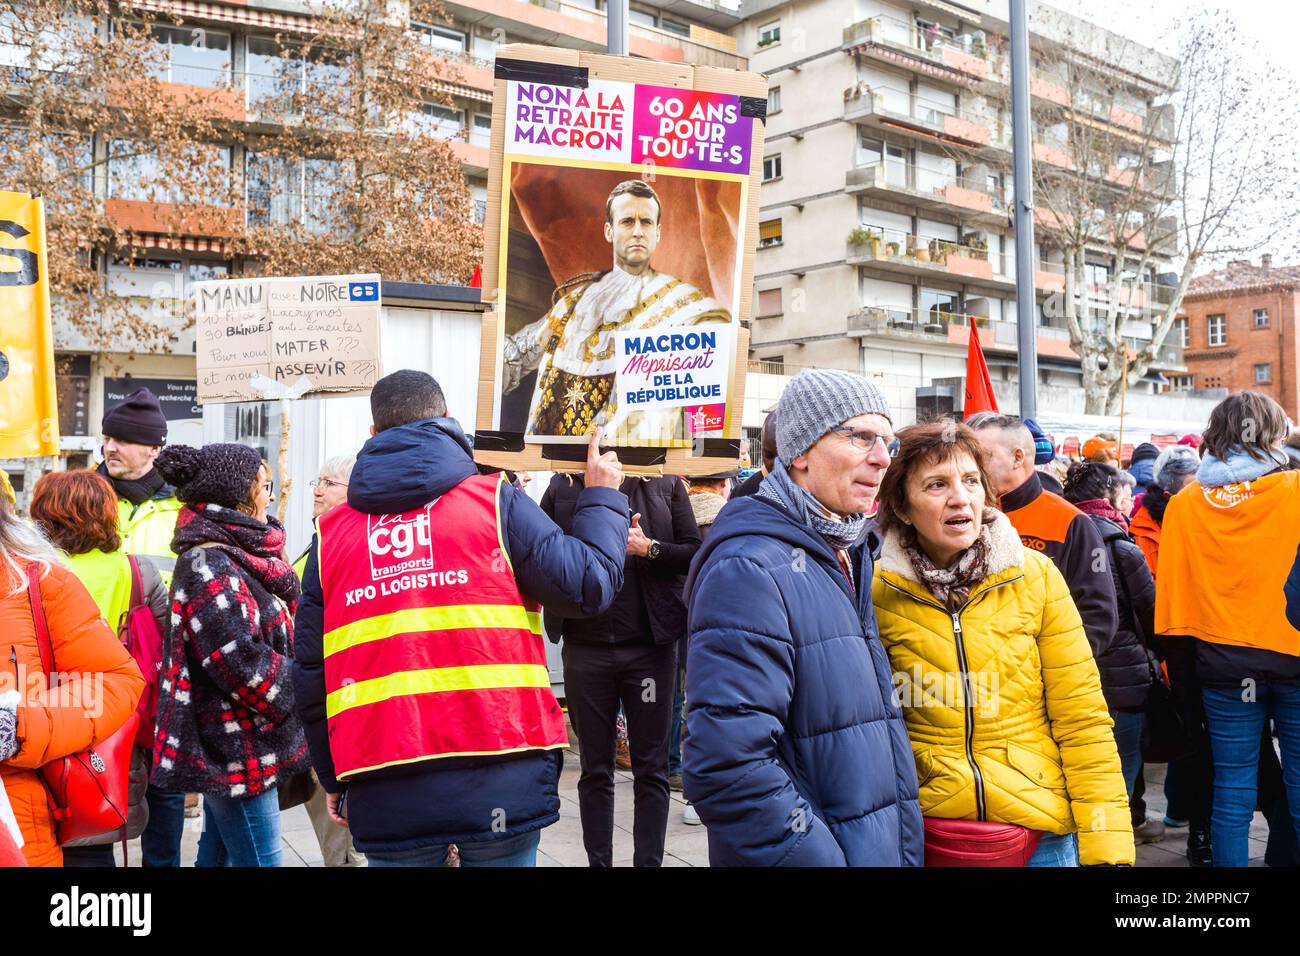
[{"xmin": 1010, "ymin": 0, "xmax": 1038, "ymax": 419}]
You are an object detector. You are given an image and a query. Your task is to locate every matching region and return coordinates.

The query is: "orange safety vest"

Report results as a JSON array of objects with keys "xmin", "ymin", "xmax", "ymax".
[{"xmin": 317, "ymin": 473, "xmax": 568, "ymax": 781}]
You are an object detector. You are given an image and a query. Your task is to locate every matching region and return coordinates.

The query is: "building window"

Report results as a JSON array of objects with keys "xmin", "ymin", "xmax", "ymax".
[
  {"xmin": 767, "ymin": 85, "xmax": 782, "ymax": 115},
  {"xmin": 470, "ymin": 113, "xmax": 492, "ymax": 147},
  {"xmin": 1254, "ymin": 307, "xmax": 1270, "ymax": 329},
  {"xmin": 1256, "ymin": 363, "xmax": 1272, "ymax": 384},
  {"xmin": 1170, "ymin": 375, "xmax": 1194, "ymax": 392},
  {"xmin": 1174, "ymin": 317, "xmax": 1190, "ymax": 348},
  {"xmin": 759, "ymin": 218, "xmax": 782, "ymax": 248},
  {"xmin": 762, "ymin": 154, "xmax": 781, "ymax": 182},
  {"xmin": 758, "ymin": 21, "xmax": 780, "ymax": 47},
  {"xmin": 410, "ymin": 103, "xmax": 464, "ymax": 139},
  {"xmin": 1207, "ymin": 314, "xmax": 1226, "ymax": 347},
  {"xmin": 109, "ymin": 140, "xmax": 230, "ymax": 205},
  {"xmin": 146, "ymin": 24, "xmax": 231, "ymax": 87},
  {"xmin": 412, "ymin": 22, "xmax": 466, "ymax": 54},
  {"xmin": 757, "ymin": 288, "xmax": 782, "ymax": 317},
  {"xmin": 628, "ymin": 7, "xmax": 658, "ymax": 28},
  {"xmin": 660, "ymin": 17, "xmax": 689, "ymax": 37}
]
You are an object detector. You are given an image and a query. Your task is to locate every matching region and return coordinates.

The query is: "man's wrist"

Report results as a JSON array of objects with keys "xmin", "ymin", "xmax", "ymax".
[{"xmin": 647, "ymin": 540, "xmax": 661, "ymax": 559}]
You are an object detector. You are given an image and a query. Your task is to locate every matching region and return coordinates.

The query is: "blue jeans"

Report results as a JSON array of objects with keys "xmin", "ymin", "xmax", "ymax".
[
  {"xmin": 140, "ymin": 783, "xmax": 187, "ymax": 868},
  {"xmin": 668, "ymin": 662, "xmax": 686, "ymax": 776},
  {"xmin": 196, "ymin": 790, "xmax": 283, "ymax": 867},
  {"xmin": 1110, "ymin": 708, "xmax": 1146, "ymax": 801},
  {"xmin": 366, "ymin": 830, "xmax": 541, "ymax": 868},
  {"xmin": 1026, "ymin": 832, "xmax": 1078, "ymax": 867},
  {"xmin": 1202, "ymin": 683, "xmax": 1300, "ymax": 867}
]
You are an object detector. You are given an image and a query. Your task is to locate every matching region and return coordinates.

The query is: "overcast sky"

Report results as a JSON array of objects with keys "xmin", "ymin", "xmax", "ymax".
[{"xmin": 1047, "ymin": 1, "xmax": 1300, "ymax": 265}]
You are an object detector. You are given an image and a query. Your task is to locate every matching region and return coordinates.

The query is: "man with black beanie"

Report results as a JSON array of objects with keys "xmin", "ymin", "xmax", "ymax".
[{"xmin": 97, "ymin": 385, "xmax": 188, "ymax": 868}]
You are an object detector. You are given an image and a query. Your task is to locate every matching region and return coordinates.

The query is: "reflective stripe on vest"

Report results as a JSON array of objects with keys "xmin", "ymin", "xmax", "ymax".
[
  {"xmin": 117, "ymin": 496, "xmax": 182, "ymax": 584},
  {"xmin": 317, "ymin": 473, "xmax": 567, "ymax": 780}
]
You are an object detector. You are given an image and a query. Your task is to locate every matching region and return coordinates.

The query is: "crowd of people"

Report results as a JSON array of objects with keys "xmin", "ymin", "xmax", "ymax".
[{"xmin": 2, "ymin": 368, "xmax": 1299, "ymax": 868}]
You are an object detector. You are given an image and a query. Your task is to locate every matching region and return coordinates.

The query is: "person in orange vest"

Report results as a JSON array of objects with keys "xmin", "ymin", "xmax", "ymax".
[{"xmin": 292, "ymin": 370, "xmax": 629, "ymax": 867}]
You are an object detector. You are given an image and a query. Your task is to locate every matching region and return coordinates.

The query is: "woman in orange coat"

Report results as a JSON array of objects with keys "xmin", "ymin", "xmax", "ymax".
[{"xmin": 0, "ymin": 506, "xmax": 145, "ymax": 867}]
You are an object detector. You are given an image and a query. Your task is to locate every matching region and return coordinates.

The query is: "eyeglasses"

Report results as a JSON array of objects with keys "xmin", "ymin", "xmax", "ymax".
[
  {"xmin": 827, "ymin": 426, "xmax": 901, "ymax": 459},
  {"xmin": 310, "ymin": 478, "xmax": 348, "ymax": 490}
]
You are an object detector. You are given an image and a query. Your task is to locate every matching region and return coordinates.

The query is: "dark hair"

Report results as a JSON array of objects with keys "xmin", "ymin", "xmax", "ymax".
[
  {"xmin": 875, "ymin": 421, "xmax": 996, "ymax": 537},
  {"xmin": 1062, "ymin": 460, "xmax": 1119, "ymax": 504},
  {"xmin": 1201, "ymin": 391, "xmax": 1288, "ymax": 463},
  {"xmin": 370, "ymin": 370, "xmax": 447, "ymax": 432},
  {"xmin": 30, "ymin": 470, "xmax": 121, "ymax": 554},
  {"xmin": 235, "ymin": 461, "xmax": 271, "ymax": 518},
  {"xmin": 605, "ymin": 179, "xmax": 661, "ymax": 225}
]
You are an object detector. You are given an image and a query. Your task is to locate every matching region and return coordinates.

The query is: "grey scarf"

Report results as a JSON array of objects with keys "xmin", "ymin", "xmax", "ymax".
[{"xmin": 756, "ymin": 460, "xmax": 868, "ymax": 551}]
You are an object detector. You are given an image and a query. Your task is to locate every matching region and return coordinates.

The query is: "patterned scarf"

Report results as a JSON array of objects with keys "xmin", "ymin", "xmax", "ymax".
[
  {"xmin": 1072, "ymin": 496, "xmax": 1128, "ymax": 531},
  {"xmin": 172, "ymin": 503, "xmax": 300, "ymax": 605},
  {"xmin": 756, "ymin": 461, "xmax": 868, "ymax": 551},
  {"xmin": 900, "ymin": 507, "xmax": 998, "ymax": 610}
]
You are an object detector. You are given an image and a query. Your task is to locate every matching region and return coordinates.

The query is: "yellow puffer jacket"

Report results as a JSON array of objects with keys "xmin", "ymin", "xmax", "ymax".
[{"xmin": 872, "ymin": 510, "xmax": 1134, "ymax": 866}]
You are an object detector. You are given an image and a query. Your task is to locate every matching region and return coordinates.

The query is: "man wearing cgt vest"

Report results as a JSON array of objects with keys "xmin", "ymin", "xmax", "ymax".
[{"xmin": 292, "ymin": 369, "xmax": 629, "ymax": 866}]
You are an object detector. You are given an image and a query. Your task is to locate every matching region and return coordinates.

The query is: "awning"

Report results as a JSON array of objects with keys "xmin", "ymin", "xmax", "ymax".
[{"xmin": 132, "ymin": 0, "xmax": 315, "ymax": 34}]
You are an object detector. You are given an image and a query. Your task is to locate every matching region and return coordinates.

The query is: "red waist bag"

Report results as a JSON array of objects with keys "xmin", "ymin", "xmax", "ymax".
[
  {"xmin": 27, "ymin": 564, "xmax": 139, "ymax": 845},
  {"xmin": 923, "ymin": 817, "xmax": 1043, "ymax": 867}
]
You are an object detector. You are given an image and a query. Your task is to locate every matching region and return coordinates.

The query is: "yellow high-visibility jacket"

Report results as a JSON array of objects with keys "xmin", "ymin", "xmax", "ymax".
[{"xmin": 872, "ymin": 510, "xmax": 1134, "ymax": 866}]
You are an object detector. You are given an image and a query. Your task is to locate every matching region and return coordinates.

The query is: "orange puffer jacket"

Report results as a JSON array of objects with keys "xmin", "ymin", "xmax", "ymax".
[{"xmin": 0, "ymin": 561, "xmax": 144, "ymax": 867}]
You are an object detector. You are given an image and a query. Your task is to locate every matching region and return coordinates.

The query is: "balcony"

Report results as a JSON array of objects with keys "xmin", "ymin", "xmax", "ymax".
[
  {"xmin": 844, "ymin": 162, "xmax": 1009, "ymax": 228},
  {"xmin": 845, "ymin": 229, "xmax": 1014, "ymax": 295},
  {"xmin": 843, "ymin": 15, "xmax": 990, "ymax": 85},
  {"xmin": 847, "ymin": 307, "xmax": 1081, "ymax": 360},
  {"xmin": 843, "ymin": 84, "xmax": 1006, "ymax": 156},
  {"xmin": 105, "ymin": 199, "xmax": 242, "ymax": 238},
  {"xmin": 441, "ymin": 0, "xmax": 744, "ymax": 69}
]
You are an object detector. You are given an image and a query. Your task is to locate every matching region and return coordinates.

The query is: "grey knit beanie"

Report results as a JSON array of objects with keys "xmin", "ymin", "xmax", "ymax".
[{"xmin": 775, "ymin": 369, "xmax": 892, "ymax": 462}]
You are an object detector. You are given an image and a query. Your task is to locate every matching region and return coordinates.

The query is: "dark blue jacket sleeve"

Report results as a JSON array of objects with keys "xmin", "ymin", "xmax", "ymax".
[
  {"xmin": 291, "ymin": 536, "xmax": 341, "ymax": 792},
  {"xmin": 1286, "ymin": 542, "xmax": 1300, "ymax": 632},
  {"xmin": 504, "ymin": 482, "xmax": 629, "ymax": 618},
  {"xmin": 683, "ymin": 554, "xmax": 847, "ymax": 867}
]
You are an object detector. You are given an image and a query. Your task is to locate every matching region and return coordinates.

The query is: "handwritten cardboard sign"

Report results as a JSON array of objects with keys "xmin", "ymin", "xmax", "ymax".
[{"xmin": 193, "ymin": 274, "xmax": 382, "ymax": 404}]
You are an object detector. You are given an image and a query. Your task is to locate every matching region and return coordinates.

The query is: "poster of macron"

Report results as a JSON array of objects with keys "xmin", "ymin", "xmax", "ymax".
[{"xmin": 491, "ymin": 68, "xmax": 757, "ymax": 449}]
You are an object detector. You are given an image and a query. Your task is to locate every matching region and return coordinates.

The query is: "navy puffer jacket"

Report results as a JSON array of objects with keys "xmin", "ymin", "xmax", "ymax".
[
  {"xmin": 682, "ymin": 494, "xmax": 924, "ymax": 866},
  {"xmin": 292, "ymin": 417, "xmax": 629, "ymax": 852}
]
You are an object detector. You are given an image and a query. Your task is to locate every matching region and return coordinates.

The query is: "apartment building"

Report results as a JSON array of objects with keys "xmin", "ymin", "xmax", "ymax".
[
  {"xmin": 2, "ymin": 0, "xmax": 745, "ymax": 482},
  {"xmin": 1175, "ymin": 256, "xmax": 1300, "ymax": 421},
  {"xmin": 737, "ymin": 0, "xmax": 1186, "ymax": 424}
]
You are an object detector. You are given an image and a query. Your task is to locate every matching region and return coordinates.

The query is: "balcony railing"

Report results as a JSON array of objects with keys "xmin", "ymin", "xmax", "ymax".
[
  {"xmin": 843, "ymin": 14, "xmax": 990, "ymax": 80},
  {"xmin": 845, "ymin": 161, "xmax": 1008, "ymax": 217},
  {"xmin": 516, "ymin": 0, "xmax": 742, "ymax": 66},
  {"xmin": 843, "ymin": 85, "xmax": 1007, "ymax": 151},
  {"xmin": 847, "ymin": 227, "xmax": 1008, "ymax": 278}
]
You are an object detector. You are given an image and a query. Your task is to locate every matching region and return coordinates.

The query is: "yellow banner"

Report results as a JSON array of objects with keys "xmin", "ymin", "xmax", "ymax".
[{"xmin": 0, "ymin": 192, "xmax": 58, "ymax": 458}]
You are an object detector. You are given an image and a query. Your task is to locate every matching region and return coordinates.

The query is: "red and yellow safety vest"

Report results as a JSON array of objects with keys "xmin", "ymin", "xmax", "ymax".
[{"xmin": 317, "ymin": 473, "xmax": 567, "ymax": 780}]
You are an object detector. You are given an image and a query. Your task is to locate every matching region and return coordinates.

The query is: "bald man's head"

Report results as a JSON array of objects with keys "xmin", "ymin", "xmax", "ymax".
[{"xmin": 967, "ymin": 413, "xmax": 1035, "ymax": 497}]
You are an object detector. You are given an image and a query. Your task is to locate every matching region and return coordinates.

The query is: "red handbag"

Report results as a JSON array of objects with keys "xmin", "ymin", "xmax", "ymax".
[
  {"xmin": 120, "ymin": 556, "xmax": 164, "ymax": 751},
  {"xmin": 923, "ymin": 817, "xmax": 1044, "ymax": 867},
  {"xmin": 26, "ymin": 564, "xmax": 139, "ymax": 845}
]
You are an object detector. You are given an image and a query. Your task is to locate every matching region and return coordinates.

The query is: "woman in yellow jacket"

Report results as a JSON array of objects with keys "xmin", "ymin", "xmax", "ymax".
[{"xmin": 872, "ymin": 421, "xmax": 1133, "ymax": 866}]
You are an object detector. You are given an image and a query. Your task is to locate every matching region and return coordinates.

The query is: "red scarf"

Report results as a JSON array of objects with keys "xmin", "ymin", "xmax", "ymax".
[{"xmin": 1072, "ymin": 497, "xmax": 1128, "ymax": 531}]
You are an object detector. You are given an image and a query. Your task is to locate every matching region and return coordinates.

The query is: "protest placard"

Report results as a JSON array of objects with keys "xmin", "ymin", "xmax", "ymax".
[
  {"xmin": 193, "ymin": 274, "xmax": 383, "ymax": 404},
  {"xmin": 474, "ymin": 45, "xmax": 765, "ymax": 476}
]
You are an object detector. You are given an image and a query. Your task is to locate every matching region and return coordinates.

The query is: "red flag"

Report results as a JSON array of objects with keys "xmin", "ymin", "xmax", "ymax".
[
  {"xmin": 469, "ymin": 264, "xmax": 482, "ymax": 288},
  {"xmin": 963, "ymin": 323, "xmax": 999, "ymax": 418}
]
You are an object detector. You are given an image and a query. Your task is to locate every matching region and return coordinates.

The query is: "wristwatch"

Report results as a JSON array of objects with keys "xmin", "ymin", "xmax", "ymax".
[{"xmin": 647, "ymin": 540, "xmax": 662, "ymax": 559}]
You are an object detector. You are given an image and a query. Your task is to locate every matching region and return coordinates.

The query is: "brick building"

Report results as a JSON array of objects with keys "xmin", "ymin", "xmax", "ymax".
[{"xmin": 1177, "ymin": 256, "xmax": 1300, "ymax": 420}]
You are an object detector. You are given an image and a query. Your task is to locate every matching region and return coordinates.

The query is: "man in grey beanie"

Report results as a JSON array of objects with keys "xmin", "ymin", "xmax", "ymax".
[{"xmin": 680, "ymin": 369, "xmax": 923, "ymax": 867}]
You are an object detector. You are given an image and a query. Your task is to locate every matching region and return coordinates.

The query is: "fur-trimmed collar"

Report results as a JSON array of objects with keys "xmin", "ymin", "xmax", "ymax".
[{"xmin": 878, "ymin": 508, "xmax": 1024, "ymax": 585}]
